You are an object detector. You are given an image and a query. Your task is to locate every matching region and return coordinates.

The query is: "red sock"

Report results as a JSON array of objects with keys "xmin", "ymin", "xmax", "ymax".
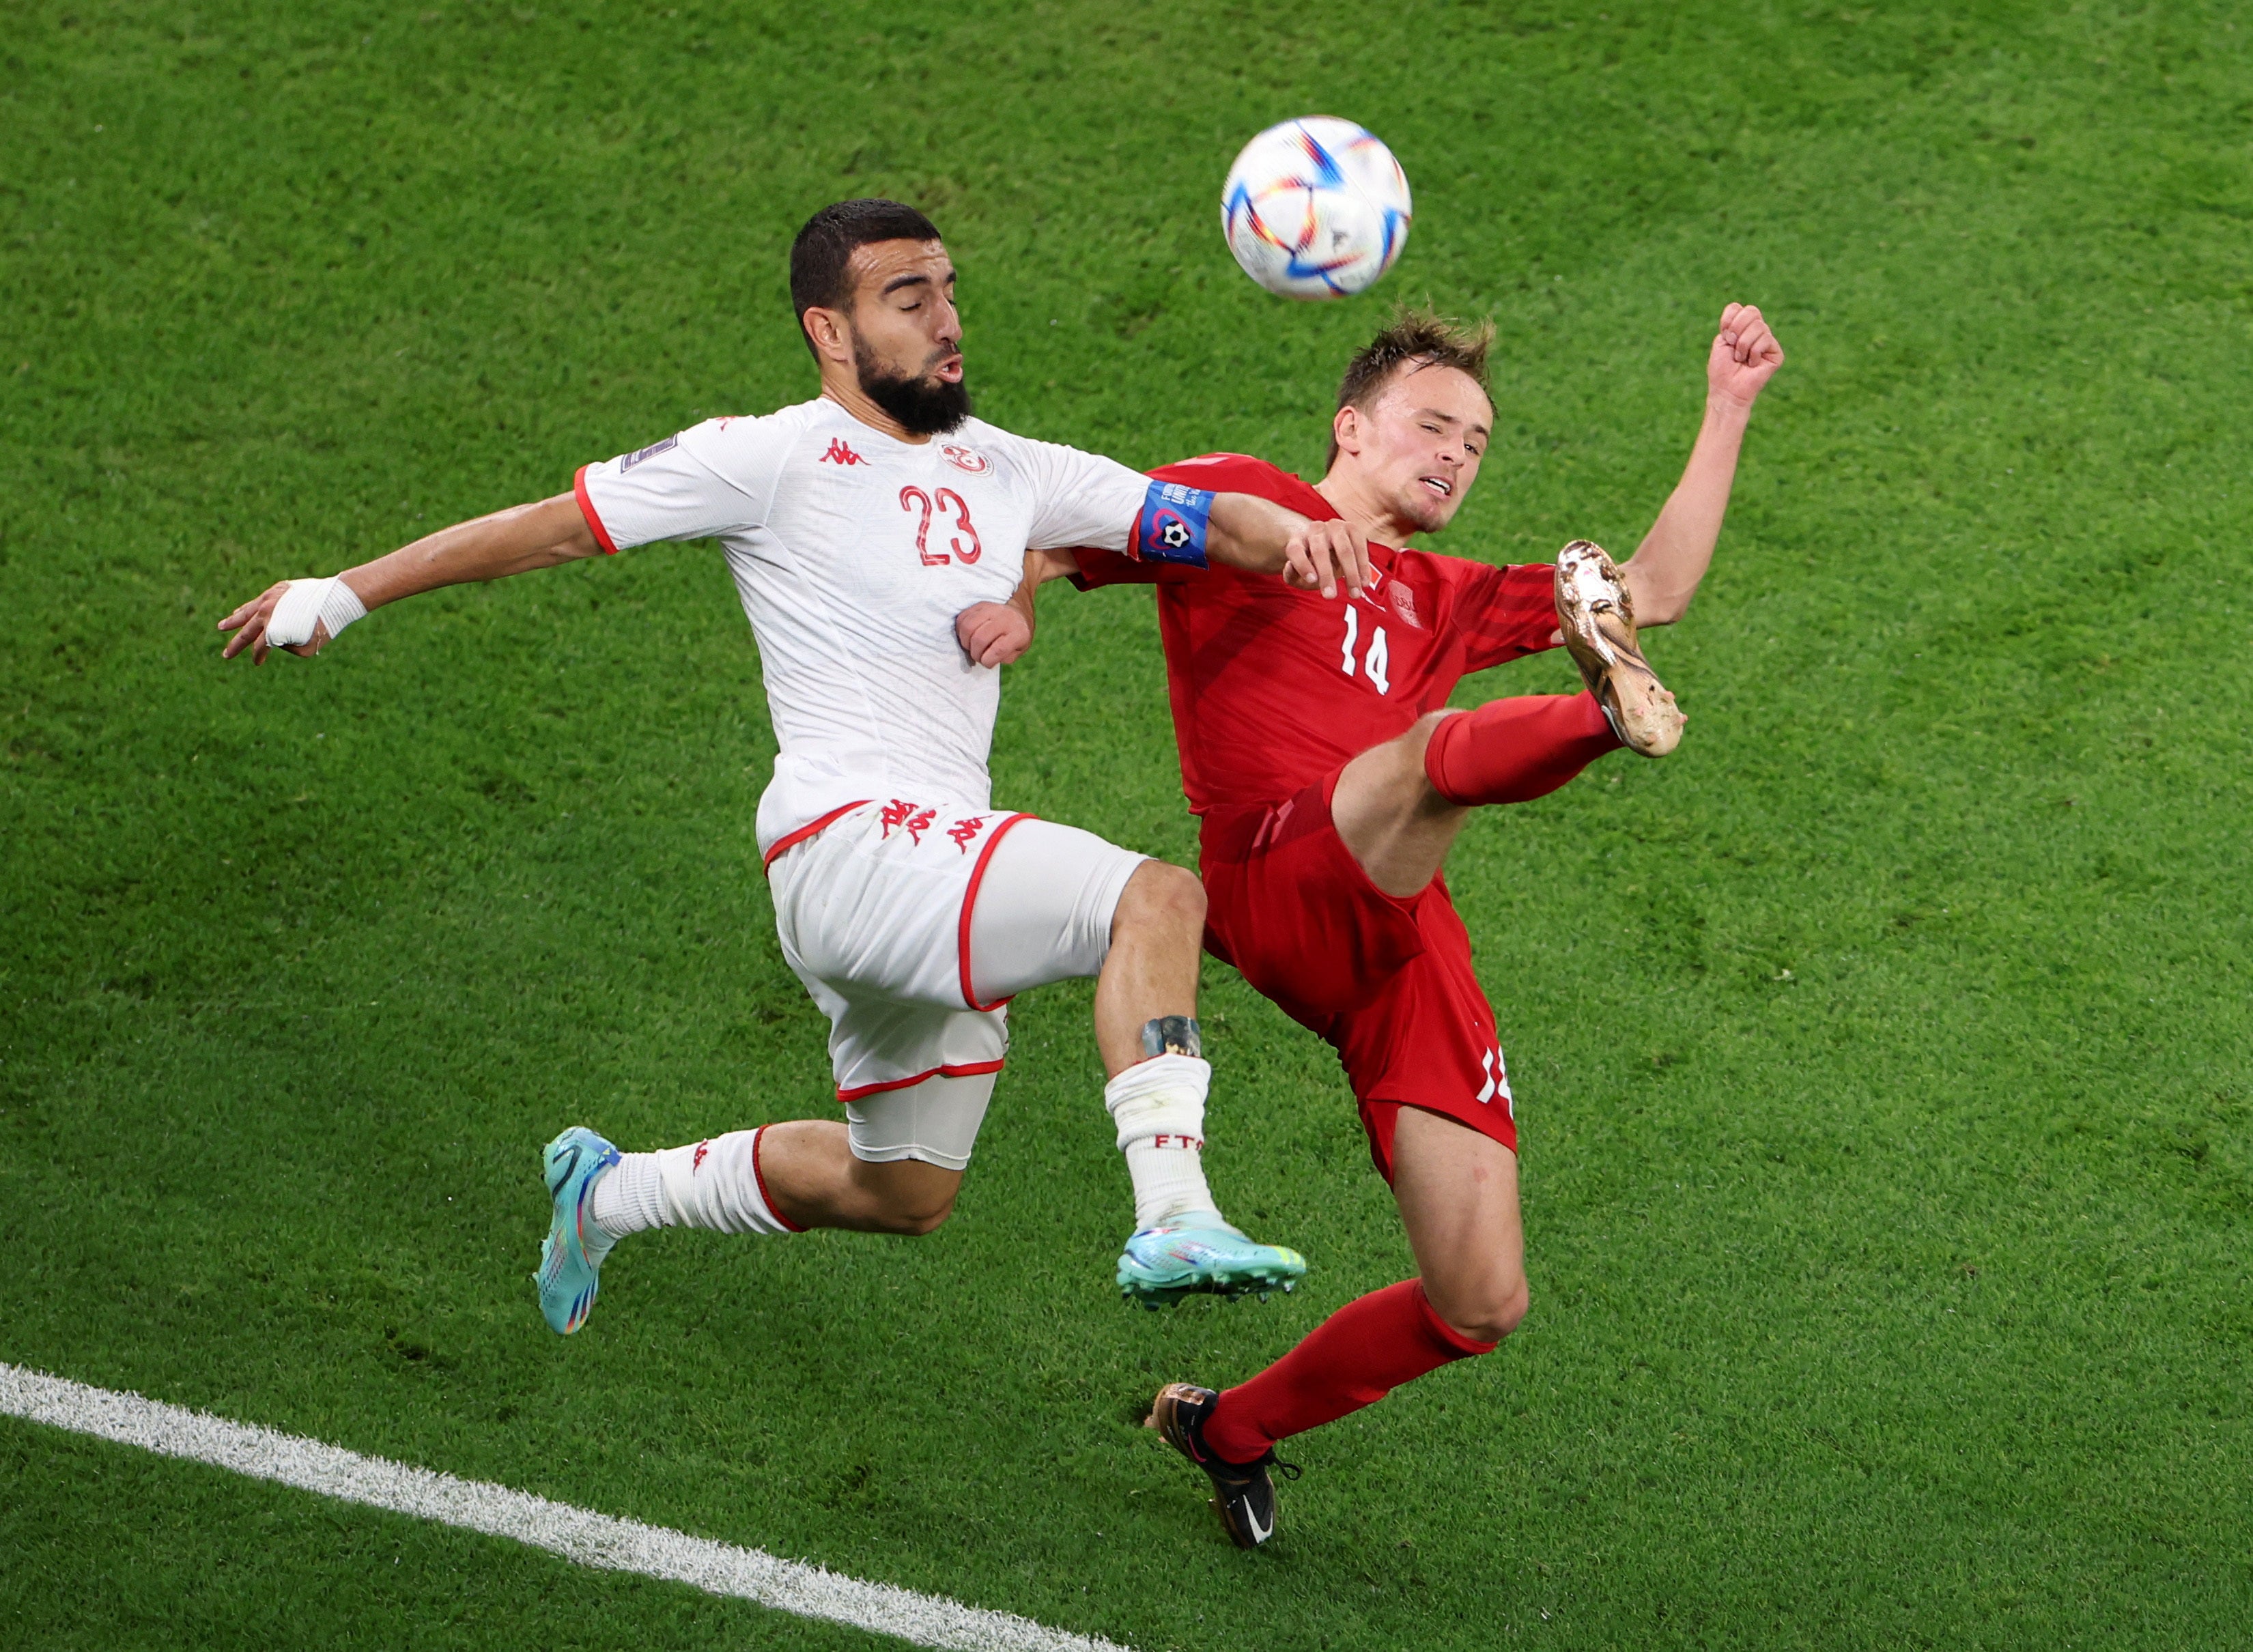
[
  {"xmin": 1421, "ymin": 692, "xmax": 1619, "ymax": 807},
  {"xmin": 1204, "ymin": 1279, "xmax": 1495, "ymax": 1462}
]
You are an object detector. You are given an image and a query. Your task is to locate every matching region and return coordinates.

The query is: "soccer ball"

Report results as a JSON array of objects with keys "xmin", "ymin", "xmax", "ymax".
[{"xmin": 1221, "ymin": 117, "xmax": 1412, "ymax": 300}]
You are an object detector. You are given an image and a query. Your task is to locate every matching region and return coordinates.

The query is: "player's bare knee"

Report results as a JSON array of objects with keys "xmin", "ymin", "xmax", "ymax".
[
  {"xmin": 892, "ymin": 1196, "xmax": 957, "ymax": 1236},
  {"xmin": 1434, "ymin": 1267, "xmax": 1529, "ymax": 1345},
  {"xmin": 868, "ymin": 1183, "xmax": 957, "ymax": 1235},
  {"xmin": 1477, "ymin": 1275, "xmax": 1531, "ymax": 1343},
  {"xmin": 1116, "ymin": 858, "xmax": 1206, "ymax": 937},
  {"xmin": 848, "ymin": 1158, "xmax": 962, "ymax": 1235},
  {"xmin": 1408, "ymin": 709, "xmax": 1455, "ymax": 747}
]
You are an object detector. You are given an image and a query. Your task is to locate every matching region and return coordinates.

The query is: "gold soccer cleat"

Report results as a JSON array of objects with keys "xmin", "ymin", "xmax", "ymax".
[{"xmin": 1555, "ymin": 540, "xmax": 1684, "ymax": 758}]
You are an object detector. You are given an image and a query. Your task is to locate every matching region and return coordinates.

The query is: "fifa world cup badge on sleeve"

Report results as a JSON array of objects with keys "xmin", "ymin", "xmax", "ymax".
[{"xmin": 1134, "ymin": 480, "xmax": 1216, "ymax": 567}]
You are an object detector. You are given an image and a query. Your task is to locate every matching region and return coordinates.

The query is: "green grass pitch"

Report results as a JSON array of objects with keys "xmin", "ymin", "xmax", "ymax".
[{"xmin": 5, "ymin": 1, "xmax": 2251, "ymax": 1646}]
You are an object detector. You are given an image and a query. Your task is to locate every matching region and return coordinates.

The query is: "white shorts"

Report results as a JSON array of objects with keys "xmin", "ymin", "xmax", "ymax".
[{"xmin": 765, "ymin": 798, "xmax": 1146, "ymax": 1169}]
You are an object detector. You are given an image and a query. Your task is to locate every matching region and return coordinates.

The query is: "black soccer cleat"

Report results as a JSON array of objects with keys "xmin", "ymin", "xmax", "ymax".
[{"xmin": 1146, "ymin": 1382, "xmax": 1301, "ymax": 1548}]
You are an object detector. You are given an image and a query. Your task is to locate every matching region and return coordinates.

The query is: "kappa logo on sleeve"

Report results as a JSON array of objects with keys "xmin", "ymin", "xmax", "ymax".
[
  {"xmin": 820, "ymin": 438, "xmax": 866, "ymax": 466},
  {"xmin": 619, "ymin": 435, "xmax": 678, "ymax": 472}
]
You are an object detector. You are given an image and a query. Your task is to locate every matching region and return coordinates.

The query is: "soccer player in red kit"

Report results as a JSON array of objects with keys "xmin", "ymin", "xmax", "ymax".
[{"xmin": 957, "ymin": 302, "xmax": 1784, "ymax": 1545}]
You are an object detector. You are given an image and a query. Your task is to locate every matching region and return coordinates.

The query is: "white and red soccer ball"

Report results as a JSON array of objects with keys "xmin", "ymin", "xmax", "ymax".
[{"xmin": 1221, "ymin": 117, "xmax": 1413, "ymax": 300}]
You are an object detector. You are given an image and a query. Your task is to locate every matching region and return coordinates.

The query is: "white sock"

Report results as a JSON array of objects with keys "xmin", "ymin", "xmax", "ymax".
[
  {"xmin": 1105, "ymin": 1054, "xmax": 1221, "ymax": 1231},
  {"xmin": 589, "ymin": 1127, "xmax": 798, "ymax": 1240},
  {"xmin": 588, "ymin": 1152, "xmax": 666, "ymax": 1240}
]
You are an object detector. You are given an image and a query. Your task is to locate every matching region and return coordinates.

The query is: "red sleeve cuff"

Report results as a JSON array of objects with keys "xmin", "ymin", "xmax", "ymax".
[{"xmin": 573, "ymin": 465, "xmax": 619, "ymax": 554}]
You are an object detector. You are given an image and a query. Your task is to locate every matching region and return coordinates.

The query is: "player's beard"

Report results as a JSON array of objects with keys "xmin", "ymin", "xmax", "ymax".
[{"xmin": 854, "ymin": 341, "xmax": 972, "ymax": 436}]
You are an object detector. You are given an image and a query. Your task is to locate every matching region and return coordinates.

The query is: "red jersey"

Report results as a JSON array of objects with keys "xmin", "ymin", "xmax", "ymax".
[{"xmin": 1072, "ymin": 453, "xmax": 1561, "ymax": 813}]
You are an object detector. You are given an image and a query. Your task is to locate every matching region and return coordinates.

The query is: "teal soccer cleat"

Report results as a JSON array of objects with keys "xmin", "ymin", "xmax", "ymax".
[
  {"xmin": 535, "ymin": 1126, "xmax": 621, "ymax": 1335},
  {"xmin": 1118, "ymin": 1213, "xmax": 1307, "ymax": 1309}
]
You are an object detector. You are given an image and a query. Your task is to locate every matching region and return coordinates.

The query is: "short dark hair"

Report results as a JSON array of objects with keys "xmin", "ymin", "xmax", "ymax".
[
  {"xmin": 1327, "ymin": 307, "xmax": 1496, "ymax": 466},
  {"xmin": 789, "ymin": 199, "xmax": 942, "ymax": 356}
]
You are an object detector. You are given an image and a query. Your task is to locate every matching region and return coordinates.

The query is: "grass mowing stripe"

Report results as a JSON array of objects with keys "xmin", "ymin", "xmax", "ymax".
[{"xmin": 0, "ymin": 1363, "xmax": 1129, "ymax": 1652}]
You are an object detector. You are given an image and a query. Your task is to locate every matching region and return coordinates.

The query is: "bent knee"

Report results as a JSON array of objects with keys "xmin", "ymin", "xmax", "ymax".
[
  {"xmin": 1401, "ymin": 709, "xmax": 1458, "ymax": 767},
  {"xmin": 849, "ymin": 1160, "xmax": 962, "ymax": 1236},
  {"xmin": 1432, "ymin": 1274, "xmax": 1529, "ymax": 1348},
  {"xmin": 1118, "ymin": 859, "xmax": 1206, "ymax": 930},
  {"xmin": 873, "ymin": 1193, "xmax": 957, "ymax": 1236}
]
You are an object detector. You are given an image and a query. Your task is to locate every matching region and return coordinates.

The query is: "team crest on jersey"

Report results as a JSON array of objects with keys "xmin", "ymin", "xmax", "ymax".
[
  {"xmin": 1389, "ymin": 582, "xmax": 1423, "ymax": 629},
  {"xmin": 940, "ymin": 443, "xmax": 989, "ymax": 474},
  {"xmin": 619, "ymin": 435, "xmax": 677, "ymax": 472}
]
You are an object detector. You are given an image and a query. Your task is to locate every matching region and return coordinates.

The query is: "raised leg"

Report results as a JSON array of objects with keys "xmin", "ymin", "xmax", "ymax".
[
  {"xmin": 1331, "ymin": 693, "xmax": 1619, "ymax": 898},
  {"xmin": 756, "ymin": 1120, "xmax": 963, "ymax": 1235},
  {"xmin": 539, "ymin": 1113, "xmax": 972, "ymax": 1337}
]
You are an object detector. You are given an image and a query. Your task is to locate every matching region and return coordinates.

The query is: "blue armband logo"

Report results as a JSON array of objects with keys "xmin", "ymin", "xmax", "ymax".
[{"xmin": 1134, "ymin": 480, "xmax": 1215, "ymax": 566}]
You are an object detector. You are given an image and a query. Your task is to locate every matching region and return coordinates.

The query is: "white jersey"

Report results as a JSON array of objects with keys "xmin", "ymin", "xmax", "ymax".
[{"xmin": 575, "ymin": 398, "xmax": 1148, "ymax": 853}]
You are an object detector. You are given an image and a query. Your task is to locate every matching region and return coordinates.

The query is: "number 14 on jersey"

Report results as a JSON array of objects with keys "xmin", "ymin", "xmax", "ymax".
[{"xmin": 1340, "ymin": 604, "xmax": 1391, "ymax": 695}]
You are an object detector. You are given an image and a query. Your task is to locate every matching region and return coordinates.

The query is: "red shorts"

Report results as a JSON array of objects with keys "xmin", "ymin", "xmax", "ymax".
[{"xmin": 1198, "ymin": 769, "xmax": 1518, "ymax": 1181}]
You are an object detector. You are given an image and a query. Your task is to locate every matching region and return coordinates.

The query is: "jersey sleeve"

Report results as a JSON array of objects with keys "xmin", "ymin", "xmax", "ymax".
[
  {"xmin": 573, "ymin": 415, "xmax": 792, "ymax": 553},
  {"xmin": 1447, "ymin": 557, "xmax": 1563, "ymax": 672},
  {"xmin": 1064, "ymin": 453, "xmax": 1318, "ymax": 589},
  {"xmin": 1068, "ymin": 545, "xmax": 1202, "ymax": 588},
  {"xmin": 1011, "ymin": 438, "xmax": 1152, "ymax": 553}
]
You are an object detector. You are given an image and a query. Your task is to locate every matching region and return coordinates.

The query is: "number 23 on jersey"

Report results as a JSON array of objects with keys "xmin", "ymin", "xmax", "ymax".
[{"xmin": 899, "ymin": 486, "xmax": 983, "ymax": 567}]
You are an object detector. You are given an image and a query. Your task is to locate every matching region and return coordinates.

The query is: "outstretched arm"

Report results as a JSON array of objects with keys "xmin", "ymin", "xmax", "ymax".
[
  {"xmin": 1206, "ymin": 492, "xmax": 1370, "ymax": 598},
  {"xmin": 955, "ymin": 491, "xmax": 1372, "ymax": 668},
  {"xmin": 218, "ymin": 493, "xmax": 599, "ymax": 662},
  {"xmin": 1619, "ymin": 303, "xmax": 1784, "ymax": 627}
]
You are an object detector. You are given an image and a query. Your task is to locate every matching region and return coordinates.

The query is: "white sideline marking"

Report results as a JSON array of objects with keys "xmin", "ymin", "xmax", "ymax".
[{"xmin": 0, "ymin": 1361, "xmax": 1129, "ymax": 1652}]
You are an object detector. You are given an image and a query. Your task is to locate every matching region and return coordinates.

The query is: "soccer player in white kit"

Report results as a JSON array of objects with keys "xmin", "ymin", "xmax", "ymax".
[{"xmin": 218, "ymin": 199, "xmax": 1374, "ymax": 1333}]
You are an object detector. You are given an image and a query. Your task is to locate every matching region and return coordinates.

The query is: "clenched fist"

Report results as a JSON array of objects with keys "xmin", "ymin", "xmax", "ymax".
[
  {"xmin": 1709, "ymin": 303, "xmax": 1783, "ymax": 410},
  {"xmin": 956, "ymin": 600, "xmax": 1033, "ymax": 668}
]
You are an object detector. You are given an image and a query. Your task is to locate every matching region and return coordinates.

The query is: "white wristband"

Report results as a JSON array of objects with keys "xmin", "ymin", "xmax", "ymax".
[{"xmin": 266, "ymin": 576, "xmax": 368, "ymax": 649}]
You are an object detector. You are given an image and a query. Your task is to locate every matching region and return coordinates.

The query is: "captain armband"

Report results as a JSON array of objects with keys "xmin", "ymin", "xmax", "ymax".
[{"xmin": 1131, "ymin": 480, "xmax": 1216, "ymax": 567}]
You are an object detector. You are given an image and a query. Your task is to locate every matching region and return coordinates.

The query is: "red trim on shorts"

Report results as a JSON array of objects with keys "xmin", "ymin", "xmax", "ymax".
[
  {"xmin": 749, "ymin": 1124, "xmax": 804, "ymax": 1233},
  {"xmin": 835, "ymin": 1059, "xmax": 1006, "ymax": 1104},
  {"xmin": 957, "ymin": 812, "xmax": 1038, "ymax": 1012},
  {"xmin": 573, "ymin": 465, "xmax": 620, "ymax": 554},
  {"xmin": 761, "ymin": 800, "xmax": 874, "ymax": 872}
]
